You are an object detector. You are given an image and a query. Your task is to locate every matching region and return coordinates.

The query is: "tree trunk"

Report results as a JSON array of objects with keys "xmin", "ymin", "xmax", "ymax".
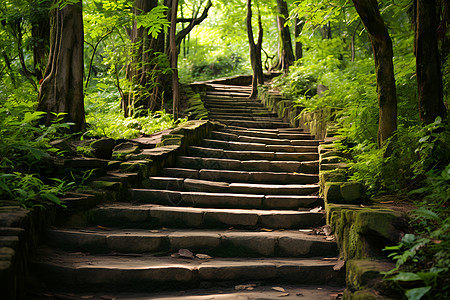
[
  {"xmin": 276, "ymin": 0, "xmax": 294, "ymax": 72},
  {"xmin": 123, "ymin": 0, "xmax": 159, "ymax": 117},
  {"xmin": 352, "ymin": 0, "xmax": 397, "ymax": 149},
  {"xmin": 246, "ymin": 0, "xmax": 264, "ymax": 99},
  {"xmin": 169, "ymin": 0, "xmax": 180, "ymax": 120},
  {"xmin": 31, "ymin": 0, "xmax": 51, "ymax": 81},
  {"xmin": 415, "ymin": 0, "xmax": 447, "ymax": 123},
  {"xmin": 294, "ymin": 17, "xmax": 304, "ymax": 60},
  {"xmin": 37, "ymin": 1, "xmax": 85, "ymax": 132}
]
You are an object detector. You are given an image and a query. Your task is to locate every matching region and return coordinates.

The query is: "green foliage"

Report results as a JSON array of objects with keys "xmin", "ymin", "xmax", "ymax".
[
  {"xmin": 136, "ymin": 5, "xmax": 170, "ymax": 38},
  {"xmin": 349, "ymin": 118, "xmax": 450, "ymax": 196},
  {"xmin": 84, "ymin": 86, "xmax": 184, "ymax": 139},
  {"xmin": 0, "ymin": 102, "xmax": 75, "ymax": 208},
  {"xmin": 382, "ymin": 165, "xmax": 450, "ymax": 299}
]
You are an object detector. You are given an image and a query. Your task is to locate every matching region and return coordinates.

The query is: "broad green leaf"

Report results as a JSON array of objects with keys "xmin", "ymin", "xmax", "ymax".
[
  {"xmin": 405, "ymin": 286, "xmax": 431, "ymax": 300},
  {"xmin": 390, "ymin": 272, "xmax": 421, "ymax": 282}
]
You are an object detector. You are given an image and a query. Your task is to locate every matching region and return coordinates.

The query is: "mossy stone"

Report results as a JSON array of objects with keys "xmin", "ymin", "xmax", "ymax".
[
  {"xmin": 112, "ymin": 142, "xmax": 140, "ymax": 160},
  {"xmin": 91, "ymin": 181, "xmax": 122, "ymax": 192},
  {"xmin": 324, "ymin": 182, "xmax": 344, "ymax": 203},
  {"xmin": 321, "ymin": 156, "xmax": 343, "ymax": 164},
  {"xmin": 341, "ymin": 182, "xmax": 365, "ymax": 203}
]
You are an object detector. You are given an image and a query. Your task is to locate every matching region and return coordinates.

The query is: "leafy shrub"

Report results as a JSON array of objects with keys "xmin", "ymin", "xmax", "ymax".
[
  {"xmin": 0, "ymin": 104, "xmax": 73, "ymax": 208},
  {"xmin": 383, "ymin": 164, "xmax": 450, "ymax": 300}
]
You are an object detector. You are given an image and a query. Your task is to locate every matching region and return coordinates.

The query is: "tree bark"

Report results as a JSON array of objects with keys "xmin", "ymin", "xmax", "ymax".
[
  {"xmin": 352, "ymin": 0, "xmax": 397, "ymax": 149},
  {"xmin": 31, "ymin": 0, "xmax": 51, "ymax": 81},
  {"xmin": 276, "ymin": 0, "xmax": 295, "ymax": 72},
  {"xmin": 169, "ymin": 0, "xmax": 180, "ymax": 120},
  {"xmin": 246, "ymin": 0, "xmax": 264, "ymax": 99},
  {"xmin": 123, "ymin": 0, "xmax": 160, "ymax": 117},
  {"xmin": 294, "ymin": 17, "xmax": 304, "ymax": 60},
  {"xmin": 37, "ymin": 1, "xmax": 85, "ymax": 132},
  {"xmin": 415, "ymin": 0, "xmax": 447, "ymax": 123}
]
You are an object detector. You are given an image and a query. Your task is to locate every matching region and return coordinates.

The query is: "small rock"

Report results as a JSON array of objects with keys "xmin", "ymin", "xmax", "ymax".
[
  {"xmin": 235, "ymin": 284, "xmax": 256, "ymax": 290},
  {"xmin": 278, "ymin": 293, "xmax": 289, "ymax": 297},
  {"xmin": 178, "ymin": 249, "xmax": 195, "ymax": 259},
  {"xmin": 333, "ymin": 259, "xmax": 345, "ymax": 271},
  {"xmin": 272, "ymin": 287, "xmax": 286, "ymax": 292},
  {"xmin": 196, "ymin": 254, "xmax": 212, "ymax": 259}
]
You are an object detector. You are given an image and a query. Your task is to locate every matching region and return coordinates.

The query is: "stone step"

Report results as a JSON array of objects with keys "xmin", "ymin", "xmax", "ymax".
[
  {"xmin": 222, "ymin": 128, "xmax": 310, "ymax": 139},
  {"xmin": 176, "ymin": 156, "xmax": 319, "ymax": 174},
  {"xmin": 211, "ymin": 132, "xmax": 315, "ymax": 145},
  {"xmin": 161, "ymin": 168, "xmax": 318, "ymax": 184},
  {"xmin": 27, "ymin": 285, "xmax": 345, "ymax": 300},
  {"xmin": 208, "ymin": 114, "xmax": 280, "ymax": 120},
  {"xmin": 188, "ymin": 146, "xmax": 319, "ymax": 161},
  {"xmin": 30, "ymin": 249, "xmax": 343, "ymax": 292},
  {"xmin": 82, "ymin": 203, "xmax": 325, "ymax": 229},
  {"xmin": 206, "ymin": 108, "xmax": 274, "ymax": 115},
  {"xmin": 202, "ymin": 139, "xmax": 318, "ymax": 152},
  {"xmin": 209, "ymin": 111, "xmax": 279, "ymax": 118},
  {"xmin": 206, "ymin": 91, "xmax": 250, "ymax": 97},
  {"xmin": 204, "ymin": 101, "xmax": 264, "ymax": 108},
  {"xmin": 132, "ymin": 185, "xmax": 319, "ymax": 209},
  {"xmin": 45, "ymin": 228, "xmax": 337, "ymax": 257},
  {"xmin": 147, "ymin": 177, "xmax": 319, "ymax": 195},
  {"xmin": 130, "ymin": 188, "xmax": 319, "ymax": 209},
  {"xmin": 206, "ymin": 83, "xmax": 253, "ymax": 91},
  {"xmin": 213, "ymin": 119, "xmax": 290, "ymax": 129},
  {"xmin": 226, "ymin": 125, "xmax": 305, "ymax": 133}
]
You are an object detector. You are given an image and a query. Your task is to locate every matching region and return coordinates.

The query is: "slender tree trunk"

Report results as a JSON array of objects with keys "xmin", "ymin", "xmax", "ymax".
[
  {"xmin": 37, "ymin": 1, "xmax": 85, "ymax": 132},
  {"xmin": 352, "ymin": 0, "xmax": 397, "ymax": 149},
  {"xmin": 294, "ymin": 17, "xmax": 304, "ymax": 60},
  {"xmin": 276, "ymin": 0, "xmax": 294, "ymax": 72},
  {"xmin": 169, "ymin": 0, "xmax": 180, "ymax": 120},
  {"xmin": 415, "ymin": 0, "xmax": 447, "ymax": 123},
  {"xmin": 246, "ymin": 0, "xmax": 264, "ymax": 99}
]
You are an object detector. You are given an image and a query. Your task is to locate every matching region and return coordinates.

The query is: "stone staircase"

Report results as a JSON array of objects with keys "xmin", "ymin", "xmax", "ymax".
[{"xmin": 27, "ymin": 83, "xmax": 344, "ymax": 299}]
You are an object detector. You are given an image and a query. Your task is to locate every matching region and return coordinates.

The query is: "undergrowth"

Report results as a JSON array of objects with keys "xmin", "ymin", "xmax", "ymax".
[{"xmin": 84, "ymin": 85, "xmax": 185, "ymax": 139}]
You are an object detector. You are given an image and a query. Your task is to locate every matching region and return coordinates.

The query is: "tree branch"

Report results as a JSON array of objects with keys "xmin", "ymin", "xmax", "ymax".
[{"xmin": 175, "ymin": 0, "xmax": 212, "ymax": 47}]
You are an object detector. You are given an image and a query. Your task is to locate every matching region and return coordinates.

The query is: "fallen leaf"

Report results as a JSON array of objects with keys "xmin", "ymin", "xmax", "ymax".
[
  {"xmin": 278, "ymin": 293, "xmax": 290, "ymax": 297},
  {"xmin": 272, "ymin": 287, "xmax": 286, "ymax": 292},
  {"xmin": 326, "ymin": 236, "xmax": 335, "ymax": 241},
  {"xmin": 261, "ymin": 228, "xmax": 273, "ymax": 232},
  {"xmin": 380, "ymin": 201, "xmax": 394, "ymax": 204},
  {"xmin": 360, "ymin": 204, "xmax": 365, "ymax": 208},
  {"xmin": 333, "ymin": 259, "xmax": 346, "ymax": 271},
  {"xmin": 149, "ymin": 230, "xmax": 159, "ymax": 233},
  {"xmin": 196, "ymin": 254, "xmax": 212, "ymax": 259},
  {"xmin": 298, "ymin": 229, "xmax": 313, "ymax": 233},
  {"xmin": 309, "ymin": 206, "xmax": 322, "ymax": 213},
  {"xmin": 235, "ymin": 284, "xmax": 256, "ymax": 290},
  {"xmin": 322, "ymin": 225, "xmax": 332, "ymax": 236},
  {"xmin": 322, "ymin": 257, "xmax": 339, "ymax": 261},
  {"xmin": 178, "ymin": 249, "xmax": 195, "ymax": 259}
]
